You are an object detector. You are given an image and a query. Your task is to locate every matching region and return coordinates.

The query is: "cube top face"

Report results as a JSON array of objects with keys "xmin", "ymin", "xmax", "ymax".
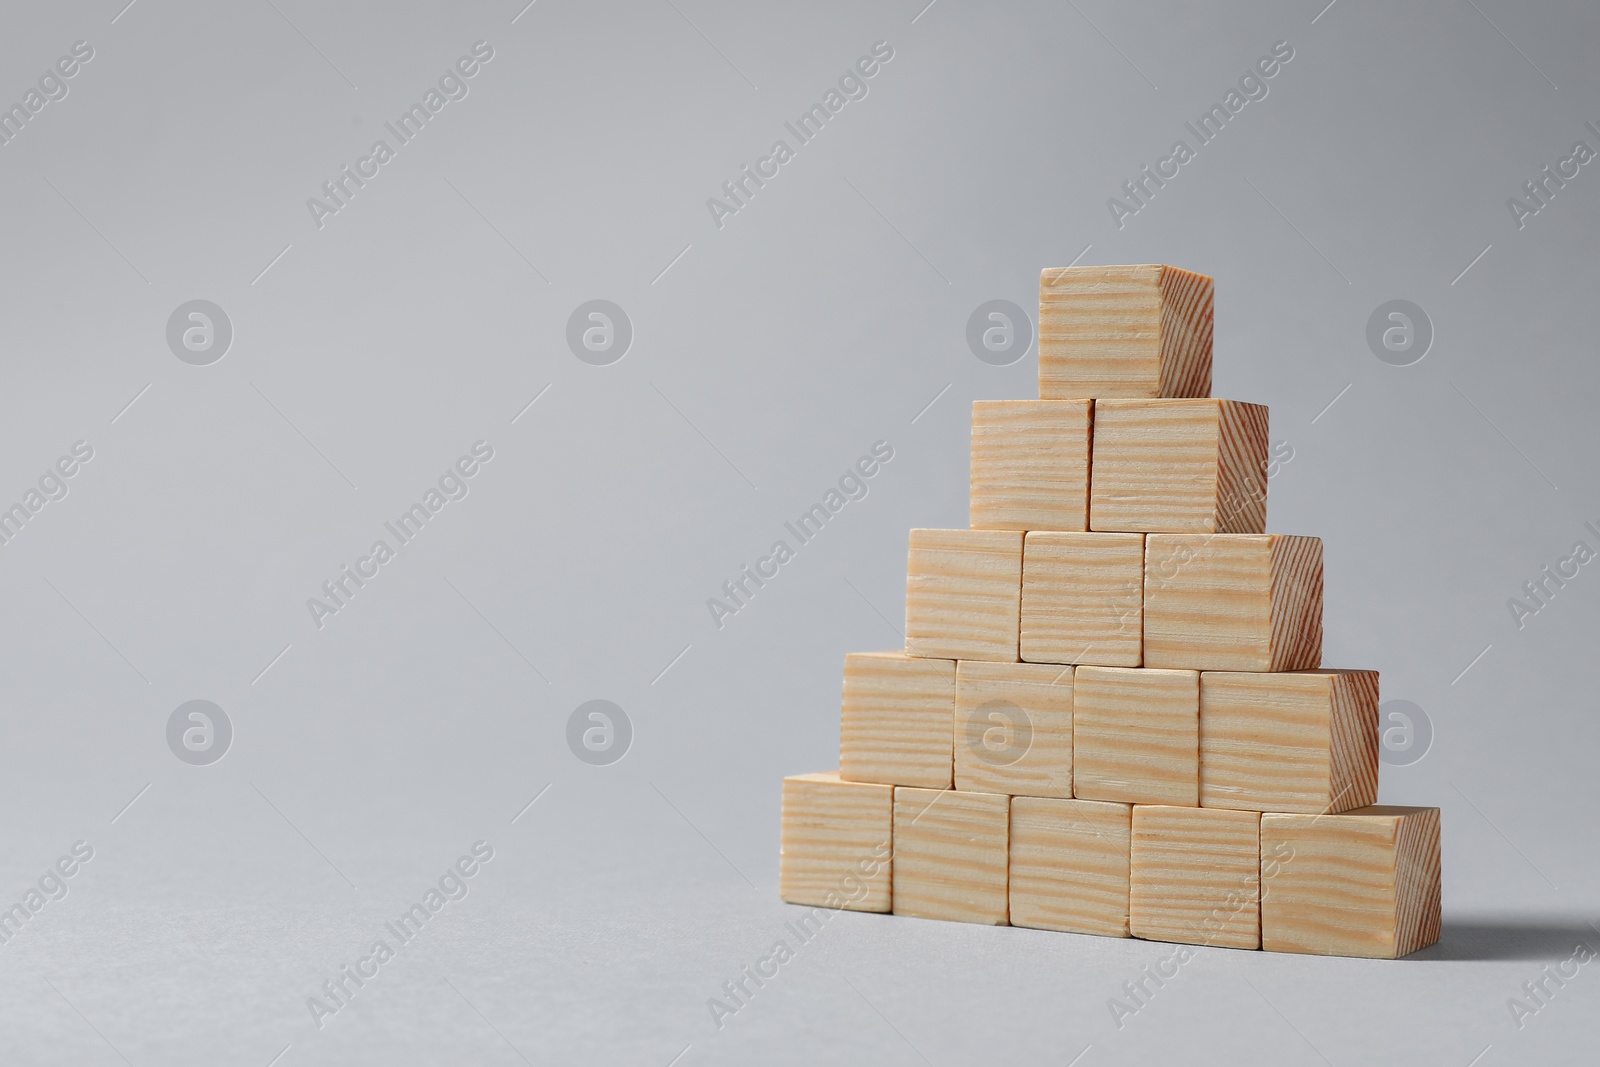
[
  {"xmin": 1342, "ymin": 804, "xmax": 1442, "ymax": 819},
  {"xmin": 892, "ymin": 787, "xmax": 1010, "ymax": 925},
  {"xmin": 1130, "ymin": 805, "xmax": 1262, "ymax": 949},
  {"xmin": 1072, "ymin": 666, "xmax": 1199, "ymax": 806},
  {"xmin": 1020, "ymin": 531, "xmax": 1144, "ymax": 667},
  {"xmin": 1009, "ymin": 797, "xmax": 1131, "ymax": 937},
  {"xmin": 1089, "ymin": 399, "xmax": 1268, "ymax": 534},
  {"xmin": 1200, "ymin": 670, "xmax": 1379, "ymax": 814},
  {"xmin": 1260, "ymin": 807, "xmax": 1442, "ymax": 958},
  {"xmin": 840, "ymin": 652, "xmax": 955, "ymax": 789},
  {"xmin": 780, "ymin": 773, "xmax": 894, "ymax": 912},
  {"xmin": 970, "ymin": 400, "xmax": 1092, "ymax": 532},
  {"xmin": 1143, "ymin": 534, "xmax": 1323, "ymax": 672},
  {"xmin": 906, "ymin": 529, "xmax": 1023, "ymax": 662},
  {"xmin": 1038, "ymin": 265, "xmax": 1213, "ymax": 400},
  {"xmin": 955, "ymin": 660, "xmax": 1074, "ymax": 798}
]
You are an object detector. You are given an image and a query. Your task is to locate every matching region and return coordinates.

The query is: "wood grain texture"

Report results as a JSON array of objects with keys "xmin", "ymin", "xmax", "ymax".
[
  {"xmin": 1391, "ymin": 807, "xmax": 1444, "ymax": 958},
  {"xmin": 1089, "ymin": 399, "xmax": 1268, "ymax": 534},
  {"xmin": 1157, "ymin": 267, "xmax": 1214, "ymax": 397},
  {"xmin": 970, "ymin": 400, "xmax": 1093, "ymax": 531},
  {"xmin": 1130, "ymin": 805, "xmax": 1261, "ymax": 949},
  {"xmin": 1009, "ymin": 797, "xmax": 1131, "ymax": 936},
  {"xmin": 1143, "ymin": 534, "xmax": 1323, "ymax": 671},
  {"xmin": 955, "ymin": 661, "xmax": 1074, "ymax": 798},
  {"xmin": 1260, "ymin": 806, "xmax": 1442, "ymax": 958},
  {"xmin": 1038, "ymin": 264, "xmax": 1213, "ymax": 399},
  {"xmin": 892, "ymin": 787, "xmax": 1010, "ymax": 924},
  {"xmin": 1327, "ymin": 671, "xmax": 1381, "ymax": 816},
  {"xmin": 839, "ymin": 652, "xmax": 955, "ymax": 789},
  {"xmin": 779, "ymin": 772, "xmax": 894, "ymax": 912},
  {"xmin": 1214, "ymin": 400, "xmax": 1270, "ymax": 533},
  {"xmin": 1020, "ymin": 532, "xmax": 1144, "ymax": 667},
  {"xmin": 1072, "ymin": 666, "xmax": 1199, "ymax": 806},
  {"xmin": 1269, "ymin": 534, "xmax": 1325, "ymax": 674},
  {"xmin": 906, "ymin": 529, "xmax": 1023, "ymax": 662},
  {"xmin": 1200, "ymin": 670, "xmax": 1378, "ymax": 814}
]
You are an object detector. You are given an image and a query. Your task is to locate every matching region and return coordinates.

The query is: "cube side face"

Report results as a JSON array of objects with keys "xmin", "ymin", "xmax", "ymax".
[
  {"xmin": 906, "ymin": 529, "xmax": 1024, "ymax": 662},
  {"xmin": 1020, "ymin": 532, "xmax": 1144, "ymax": 667},
  {"xmin": 1260, "ymin": 810, "xmax": 1430, "ymax": 958},
  {"xmin": 1073, "ymin": 667, "xmax": 1199, "ymax": 806},
  {"xmin": 1199, "ymin": 672, "xmax": 1339, "ymax": 814},
  {"xmin": 1392, "ymin": 807, "xmax": 1443, "ymax": 957},
  {"xmin": 780, "ymin": 773, "xmax": 894, "ymax": 912},
  {"xmin": 1156, "ymin": 266, "xmax": 1215, "ymax": 399},
  {"xmin": 955, "ymin": 661, "xmax": 1074, "ymax": 798},
  {"xmin": 1327, "ymin": 671, "xmax": 1380, "ymax": 814},
  {"xmin": 1039, "ymin": 265, "xmax": 1165, "ymax": 399},
  {"xmin": 970, "ymin": 400, "xmax": 1092, "ymax": 532},
  {"xmin": 1009, "ymin": 797, "xmax": 1131, "ymax": 936},
  {"xmin": 892, "ymin": 787, "xmax": 1010, "ymax": 924},
  {"xmin": 1214, "ymin": 401, "xmax": 1269, "ymax": 534},
  {"xmin": 1143, "ymin": 535, "xmax": 1274, "ymax": 670},
  {"xmin": 1268, "ymin": 535, "xmax": 1324, "ymax": 671},
  {"xmin": 1130, "ymin": 806, "xmax": 1261, "ymax": 949},
  {"xmin": 840, "ymin": 653, "xmax": 955, "ymax": 789},
  {"xmin": 1089, "ymin": 400, "xmax": 1227, "ymax": 534}
]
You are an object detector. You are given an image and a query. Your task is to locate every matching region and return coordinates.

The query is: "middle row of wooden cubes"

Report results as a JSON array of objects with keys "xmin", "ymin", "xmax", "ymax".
[
  {"xmin": 907, "ymin": 528, "xmax": 1322, "ymax": 671},
  {"xmin": 840, "ymin": 653, "xmax": 1378, "ymax": 814}
]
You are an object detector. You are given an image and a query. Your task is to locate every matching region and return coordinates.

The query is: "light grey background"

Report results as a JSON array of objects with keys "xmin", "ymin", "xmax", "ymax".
[{"xmin": 0, "ymin": 0, "xmax": 1596, "ymax": 1063}]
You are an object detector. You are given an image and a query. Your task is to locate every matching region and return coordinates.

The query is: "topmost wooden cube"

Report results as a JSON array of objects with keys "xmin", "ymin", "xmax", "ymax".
[{"xmin": 1039, "ymin": 265, "xmax": 1213, "ymax": 400}]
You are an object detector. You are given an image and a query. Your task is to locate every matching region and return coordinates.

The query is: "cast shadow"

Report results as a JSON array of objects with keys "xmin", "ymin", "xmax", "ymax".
[{"xmin": 1412, "ymin": 918, "xmax": 1599, "ymax": 962}]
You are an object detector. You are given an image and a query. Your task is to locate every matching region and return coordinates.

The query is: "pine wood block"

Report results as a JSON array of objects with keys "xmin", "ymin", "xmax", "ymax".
[
  {"xmin": 892, "ymin": 787, "xmax": 1010, "ymax": 924},
  {"xmin": 1073, "ymin": 666, "xmax": 1199, "ymax": 806},
  {"xmin": 1009, "ymin": 797, "xmax": 1132, "ymax": 936},
  {"xmin": 955, "ymin": 661, "xmax": 1074, "ymax": 798},
  {"xmin": 1090, "ymin": 399, "xmax": 1269, "ymax": 534},
  {"xmin": 1130, "ymin": 805, "xmax": 1261, "ymax": 949},
  {"xmin": 1020, "ymin": 532, "xmax": 1144, "ymax": 667},
  {"xmin": 779, "ymin": 772, "xmax": 894, "ymax": 912},
  {"xmin": 1260, "ymin": 806, "xmax": 1442, "ymax": 958},
  {"xmin": 970, "ymin": 400, "xmax": 1093, "ymax": 532},
  {"xmin": 906, "ymin": 529, "xmax": 1023, "ymax": 662},
  {"xmin": 1143, "ymin": 534, "xmax": 1322, "ymax": 671},
  {"xmin": 1038, "ymin": 264, "xmax": 1213, "ymax": 400},
  {"xmin": 1200, "ymin": 670, "xmax": 1378, "ymax": 814},
  {"xmin": 839, "ymin": 652, "xmax": 954, "ymax": 789}
]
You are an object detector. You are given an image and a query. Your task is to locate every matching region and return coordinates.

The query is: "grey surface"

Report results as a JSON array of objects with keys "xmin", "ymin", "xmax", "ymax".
[{"xmin": 0, "ymin": 0, "xmax": 1597, "ymax": 1064}]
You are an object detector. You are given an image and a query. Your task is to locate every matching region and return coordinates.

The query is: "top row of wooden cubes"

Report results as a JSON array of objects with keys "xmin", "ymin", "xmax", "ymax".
[{"xmin": 1039, "ymin": 264, "xmax": 1214, "ymax": 400}]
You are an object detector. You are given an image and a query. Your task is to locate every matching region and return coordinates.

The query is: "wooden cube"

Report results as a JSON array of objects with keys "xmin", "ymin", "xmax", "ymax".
[
  {"xmin": 906, "ymin": 529, "xmax": 1023, "ymax": 662},
  {"xmin": 1009, "ymin": 797, "xmax": 1131, "ymax": 936},
  {"xmin": 779, "ymin": 772, "xmax": 894, "ymax": 912},
  {"xmin": 1073, "ymin": 667, "xmax": 1199, "ymax": 806},
  {"xmin": 839, "ymin": 652, "xmax": 954, "ymax": 789},
  {"xmin": 1130, "ymin": 805, "xmax": 1261, "ymax": 949},
  {"xmin": 1090, "ymin": 399, "xmax": 1268, "ymax": 534},
  {"xmin": 1143, "ymin": 534, "xmax": 1322, "ymax": 672},
  {"xmin": 970, "ymin": 400, "xmax": 1092, "ymax": 531},
  {"xmin": 1200, "ymin": 670, "xmax": 1378, "ymax": 814},
  {"xmin": 892, "ymin": 787, "xmax": 1010, "ymax": 924},
  {"xmin": 1260, "ymin": 806, "xmax": 1442, "ymax": 958},
  {"xmin": 1038, "ymin": 264, "xmax": 1212, "ymax": 400},
  {"xmin": 1020, "ymin": 532, "xmax": 1144, "ymax": 667},
  {"xmin": 955, "ymin": 661, "xmax": 1073, "ymax": 798}
]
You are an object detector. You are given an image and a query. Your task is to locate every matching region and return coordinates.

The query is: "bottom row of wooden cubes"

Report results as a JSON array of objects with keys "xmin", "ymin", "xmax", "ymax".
[{"xmin": 780, "ymin": 772, "xmax": 1441, "ymax": 959}]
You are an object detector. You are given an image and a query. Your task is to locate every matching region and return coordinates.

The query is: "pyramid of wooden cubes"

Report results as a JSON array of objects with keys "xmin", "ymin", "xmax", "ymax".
[{"xmin": 780, "ymin": 264, "xmax": 1443, "ymax": 958}]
